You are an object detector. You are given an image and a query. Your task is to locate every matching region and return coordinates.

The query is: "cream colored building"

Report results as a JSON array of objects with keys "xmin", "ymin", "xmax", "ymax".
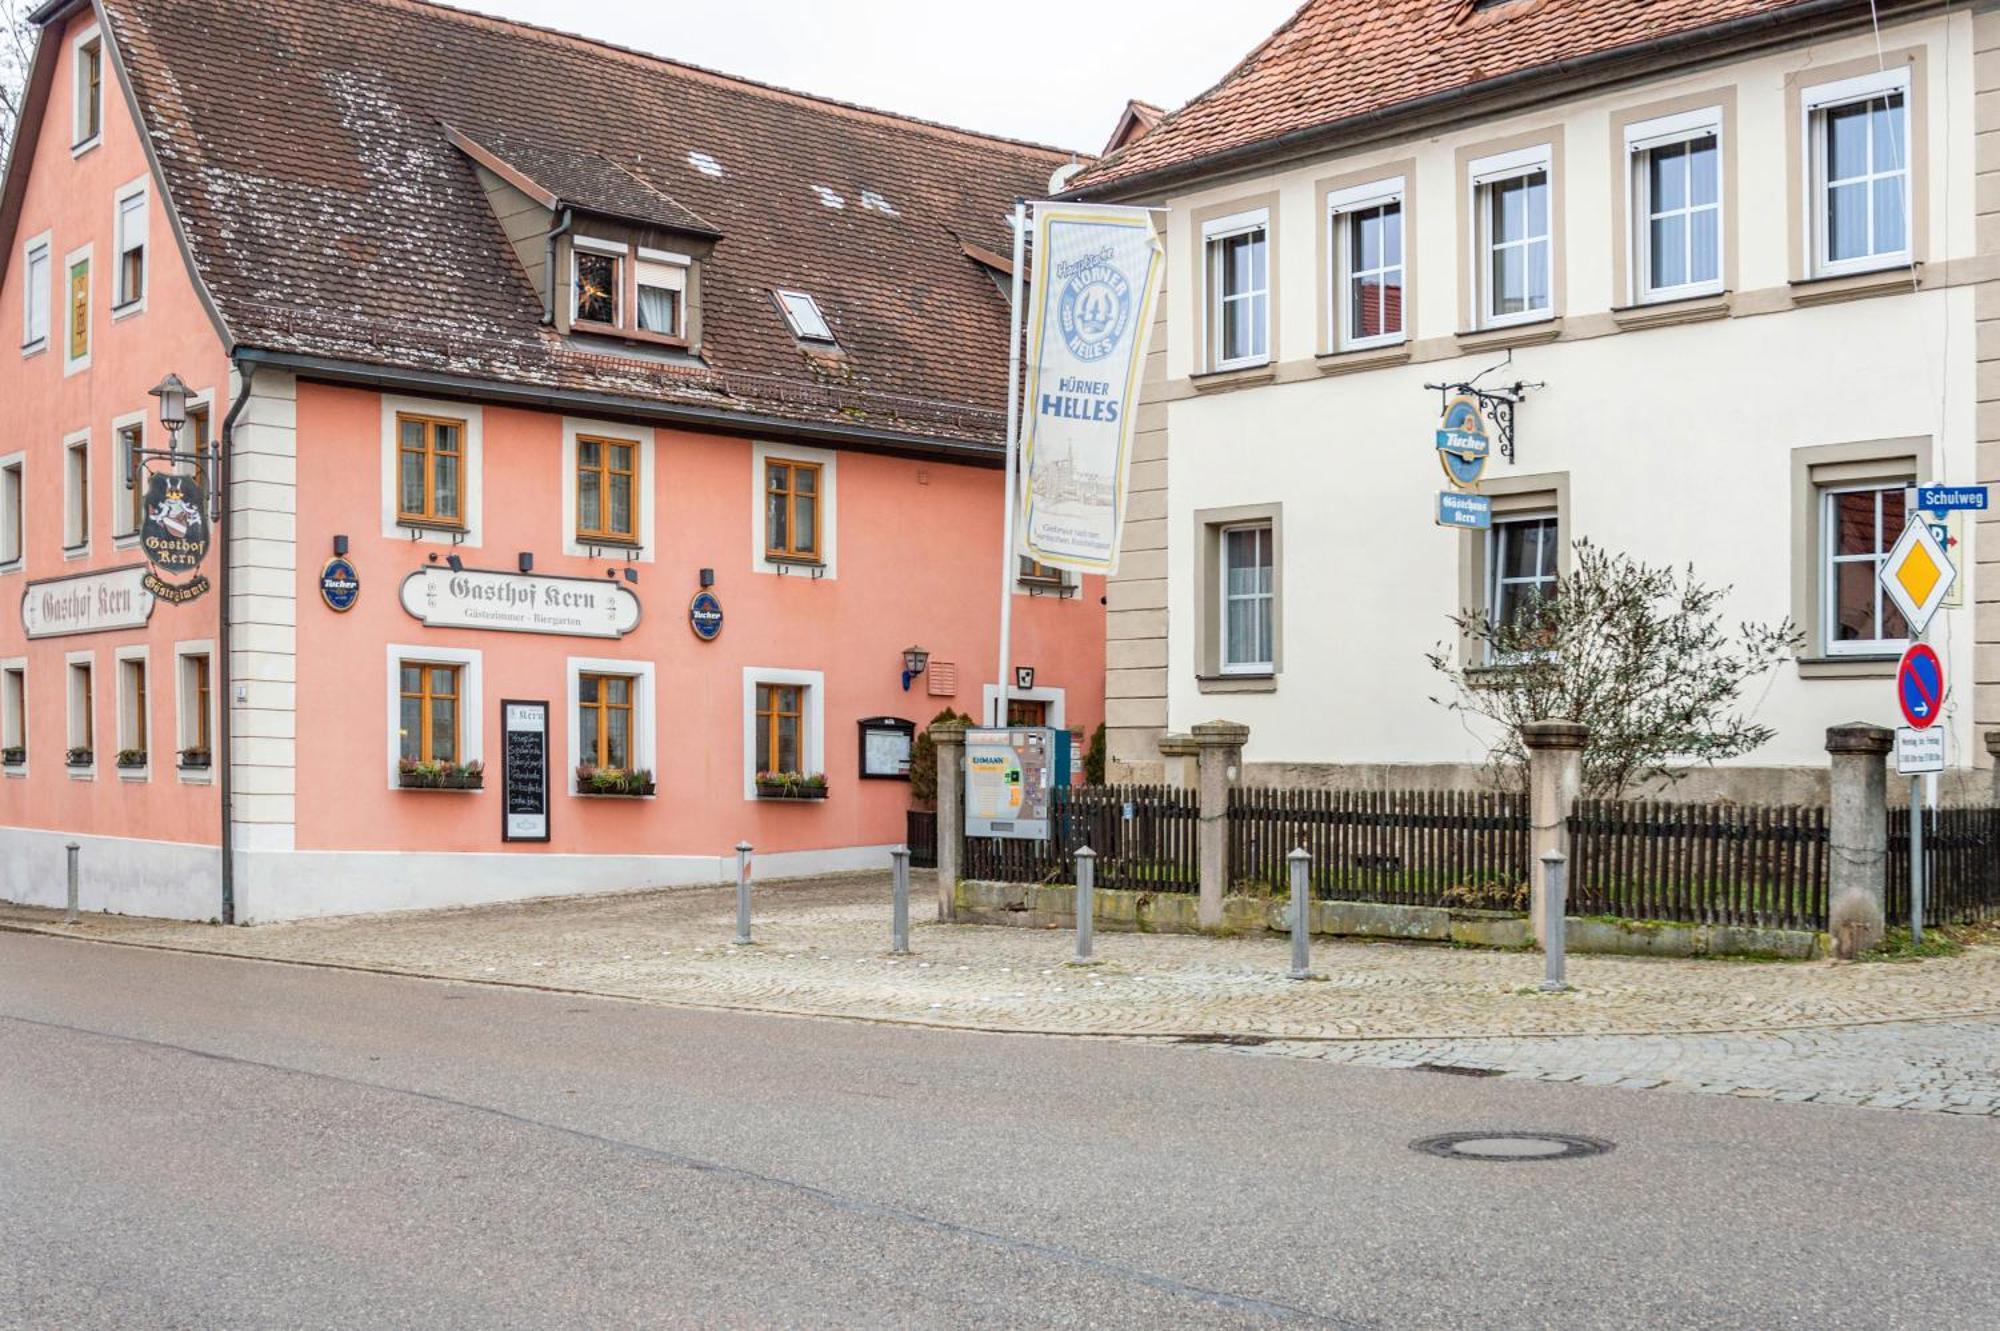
[{"xmin": 1072, "ymin": 0, "xmax": 1999, "ymax": 800}]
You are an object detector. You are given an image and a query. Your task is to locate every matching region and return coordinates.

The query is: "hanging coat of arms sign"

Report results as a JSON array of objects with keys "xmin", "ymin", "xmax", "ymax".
[{"xmin": 139, "ymin": 471, "xmax": 213, "ymax": 604}]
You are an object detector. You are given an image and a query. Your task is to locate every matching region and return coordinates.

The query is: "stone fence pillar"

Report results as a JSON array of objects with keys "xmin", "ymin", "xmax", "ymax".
[
  {"xmin": 932, "ymin": 721, "xmax": 967, "ymax": 922},
  {"xmin": 1826, "ymin": 723, "xmax": 1892, "ymax": 957},
  {"xmin": 1191, "ymin": 721, "xmax": 1250, "ymax": 928},
  {"xmin": 1986, "ymin": 730, "xmax": 2000, "ymax": 804},
  {"xmin": 1521, "ymin": 720, "xmax": 1588, "ymax": 947},
  {"xmin": 1156, "ymin": 733, "xmax": 1199, "ymax": 791}
]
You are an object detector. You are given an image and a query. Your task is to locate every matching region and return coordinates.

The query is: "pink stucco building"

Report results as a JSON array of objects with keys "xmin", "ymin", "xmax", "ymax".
[{"xmin": 0, "ymin": 0, "xmax": 1103, "ymax": 920}]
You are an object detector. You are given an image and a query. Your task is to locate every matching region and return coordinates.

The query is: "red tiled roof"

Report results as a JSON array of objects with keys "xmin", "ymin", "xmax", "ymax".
[
  {"xmin": 1075, "ymin": 0, "xmax": 1833, "ymax": 193},
  {"xmin": 97, "ymin": 0, "xmax": 1085, "ymax": 449}
]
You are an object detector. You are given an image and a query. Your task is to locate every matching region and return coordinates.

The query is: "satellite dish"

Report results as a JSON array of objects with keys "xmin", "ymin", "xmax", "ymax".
[{"xmin": 1047, "ymin": 161, "xmax": 1085, "ymax": 195}]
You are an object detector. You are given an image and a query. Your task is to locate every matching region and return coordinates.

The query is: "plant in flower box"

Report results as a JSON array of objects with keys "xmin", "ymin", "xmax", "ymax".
[
  {"xmin": 65, "ymin": 746, "xmax": 93, "ymax": 768},
  {"xmin": 178, "ymin": 746, "xmax": 212, "ymax": 770},
  {"xmin": 576, "ymin": 763, "xmax": 655, "ymax": 797},
  {"xmin": 115, "ymin": 748, "xmax": 148, "ymax": 769},
  {"xmin": 2, "ymin": 745, "xmax": 24, "ymax": 767},
  {"xmin": 397, "ymin": 757, "xmax": 484, "ymax": 790},
  {"xmin": 756, "ymin": 770, "xmax": 829, "ymax": 800}
]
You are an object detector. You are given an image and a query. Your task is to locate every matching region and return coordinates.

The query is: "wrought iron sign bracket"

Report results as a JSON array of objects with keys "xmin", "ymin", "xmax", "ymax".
[
  {"xmin": 1424, "ymin": 353, "xmax": 1544, "ymax": 465},
  {"xmin": 124, "ymin": 433, "xmax": 222, "ymax": 520}
]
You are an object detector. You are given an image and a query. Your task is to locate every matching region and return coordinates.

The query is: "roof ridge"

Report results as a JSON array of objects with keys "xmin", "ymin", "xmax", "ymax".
[{"xmin": 363, "ymin": 0, "xmax": 1090, "ymax": 163}]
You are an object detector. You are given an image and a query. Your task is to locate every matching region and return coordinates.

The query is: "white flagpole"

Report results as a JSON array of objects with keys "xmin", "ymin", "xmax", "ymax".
[{"xmin": 995, "ymin": 199, "xmax": 1029, "ymax": 726}]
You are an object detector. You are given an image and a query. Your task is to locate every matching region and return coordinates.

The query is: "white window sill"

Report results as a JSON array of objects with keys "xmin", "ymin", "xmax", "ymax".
[
  {"xmin": 572, "ymin": 791, "xmax": 658, "ymax": 801},
  {"xmin": 20, "ymin": 339, "xmax": 48, "ymax": 359},
  {"xmin": 1199, "ymin": 672, "xmax": 1277, "ymax": 695},
  {"xmin": 176, "ymin": 768, "xmax": 214, "ymax": 785},
  {"xmin": 3, "ymin": 768, "xmax": 24, "ymax": 780},
  {"xmin": 71, "ymin": 137, "xmax": 102, "ymax": 160},
  {"xmin": 113, "ymin": 532, "xmax": 141, "ymax": 550},
  {"xmin": 117, "ymin": 766, "xmax": 150, "ymax": 782},
  {"xmin": 68, "ymin": 767, "xmax": 96, "ymax": 781},
  {"xmin": 111, "ymin": 299, "xmax": 146, "ymax": 323},
  {"xmin": 62, "ymin": 544, "xmax": 92, "ymax": 562},
  {"xmin": 0, "ymin": 561, "xmax": 21, "ymax": 577}
]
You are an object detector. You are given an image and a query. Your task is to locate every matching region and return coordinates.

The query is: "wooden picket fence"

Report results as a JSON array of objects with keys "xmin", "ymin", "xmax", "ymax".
[
  {"xmin": 1887, "ymin": 805, "xmax": 2000, "ymax": 926},
  {"xmin": 1227, "ymin": 787, "xmax": 1530, "ymax": 910},
  {"xmin": 1565, "ymin": 800, "xmax": 1827, "ymax": 932},
  {"xmin": 963, "ymin": 784, "xmax": 1200, "ymax": 892}
]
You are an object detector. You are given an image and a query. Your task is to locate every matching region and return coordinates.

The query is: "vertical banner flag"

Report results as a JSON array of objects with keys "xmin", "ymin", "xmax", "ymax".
[{"xmin": 1019, "ymin": 203, "xmax": 1164, "ymax": 574}]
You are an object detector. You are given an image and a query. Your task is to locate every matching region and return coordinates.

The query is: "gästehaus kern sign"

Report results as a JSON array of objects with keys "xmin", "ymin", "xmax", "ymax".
[
  {"xmin": 399, "ymin": 566, "xmax": 641, "ymax": 638},
  {"xmin": 22, "ymin": 566, "xmax": 156, "ymax": 638}
]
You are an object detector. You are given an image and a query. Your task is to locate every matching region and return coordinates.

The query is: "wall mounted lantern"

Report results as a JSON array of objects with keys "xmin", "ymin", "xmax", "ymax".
[{"xmin": 901, "ymin": 645, "xmax": 930, "ymax": 692}]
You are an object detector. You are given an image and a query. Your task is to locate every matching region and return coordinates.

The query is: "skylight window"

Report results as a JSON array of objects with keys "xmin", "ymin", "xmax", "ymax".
[
  {"xmin": 812, "ymin": 185, "xmax": 846, "ymax": 210},
  {"xmin": 860, "ymin": 190, "xmax": 899, "ymax": 217},
  {"xmin": 688, "ymin": 151, "xmax": 724, "ymax": 178},
  {"xmin": 774, "ymin": 289, "xmax": 834, "ymax": 343}
]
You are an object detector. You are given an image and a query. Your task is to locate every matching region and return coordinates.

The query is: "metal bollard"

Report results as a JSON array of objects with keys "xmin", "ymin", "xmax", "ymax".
[
  {"xmin": 733, "ymin": 840, "xmax": 753, "ymax": 946},
  {"xmin": 1287, "ymin": 846, "xmax": 1313, "ymax": 980},
  {"xmin": 1539, "ymin": 850, "xmax": 1568, "ymax": 992},
  {"xmin": 890, "ymin": 845, "xmax": 911, "ymax": 955},
  {"xmin": 64, "ymin": 842, "xmax": 80, "ymax": 925},
  {"xmin": 1073, "ymin": 845, "xmax": 1097, "ymax": 965}
]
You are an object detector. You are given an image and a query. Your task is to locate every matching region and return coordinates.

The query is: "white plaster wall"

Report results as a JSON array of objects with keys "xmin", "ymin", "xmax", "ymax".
[
  {"xmin": 1152, "ymin": 12, "xmax": 1981, "ymax": 775},
  {"xmin": 0, "ymin": 826, "xmax": 222, "ymax": 920}
]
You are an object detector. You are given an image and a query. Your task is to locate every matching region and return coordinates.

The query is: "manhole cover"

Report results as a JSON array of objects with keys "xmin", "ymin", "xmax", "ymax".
[{"xmin": 1411, "ymin": 1132, "xmax": 1613, "ymax": 1162}]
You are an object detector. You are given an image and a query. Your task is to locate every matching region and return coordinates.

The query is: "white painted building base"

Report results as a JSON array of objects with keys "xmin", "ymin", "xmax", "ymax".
[
  {"xmin": 1, "ymin": 824, "xmax": 900, "ymax": 923},
  {"xmin": 0, "ymin": 826, "xmax": 223, "ymax": 921}
]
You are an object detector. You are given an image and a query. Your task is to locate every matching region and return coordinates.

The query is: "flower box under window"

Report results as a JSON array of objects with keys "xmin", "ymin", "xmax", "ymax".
[
  {"xmin": 576, "ymin": 765, "xmax": 654, "ymax": 798},
  {"xmin": 65, "ymin": 746, "xmax": 93, "ymax": 768},
  {"xmin": 2, "ymin": 746, "xmax": 24, "ymax": 767},
  {"xmin": 178, "ymin": 747, "xmax": 212, "ymax": 770},
  {"xmin": 397, "ymin": 758, "xmax": 484, "ymax": 791},
  {"xmin": 756, "ymin": 772, "xmax": 829, "ymax": 801},
  {"xmin": 115, "ymin": 748, "xmax": 147, "ymax": 770}
]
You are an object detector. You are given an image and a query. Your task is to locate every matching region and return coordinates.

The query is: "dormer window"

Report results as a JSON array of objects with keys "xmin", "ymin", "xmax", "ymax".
[
  {"xmin": 636, "ymin": 251, "xmax": 689, "ymax": 338},
  {"xmin": 775, "ymin": 289, "xmax": 834, "ymax": 343},
  {"xmin": 573, "ymin": 240, "xmax": 623, "ymax": 328}
]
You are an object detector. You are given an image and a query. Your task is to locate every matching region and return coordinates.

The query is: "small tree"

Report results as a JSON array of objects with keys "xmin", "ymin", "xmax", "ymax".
[
  {"xmin": 1082, "ymin": 722, "xmax": 1107, "ymax": 787},
  {"xmin": 907, "ymin": 708, "xmax": 972, "ymax": 808},
  {"xmin": 1426, "ymin": 540, "xmax": 1802, "ymax": 799},
  {"xmin": 0, "ymin": 2, "xmax": 34, "ymax": 170}
]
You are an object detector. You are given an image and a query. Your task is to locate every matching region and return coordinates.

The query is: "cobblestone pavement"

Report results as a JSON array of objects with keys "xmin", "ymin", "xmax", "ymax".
[{"xmin": 6, "ymin": 875, "xmax": 1999, "ymax": 1116}]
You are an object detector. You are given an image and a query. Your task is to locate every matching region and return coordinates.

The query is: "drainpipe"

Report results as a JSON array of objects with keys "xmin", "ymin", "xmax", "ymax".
[
  {"xmin": 543, "ymin": 207, "xmax": 573, "ymax": 325},
  {"xmin": 216, "ymin": 358, "xmax": 256, "ymax": 924}
]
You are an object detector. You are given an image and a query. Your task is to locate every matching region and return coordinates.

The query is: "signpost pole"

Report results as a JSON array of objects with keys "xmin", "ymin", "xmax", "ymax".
[
  {"xmin": 993, "ymin": 200, "xmax": 1029, "ymax": 727},
  {"xmin": 1910, "ymin": 770, "xmax": 1924, "ymax": 947}
]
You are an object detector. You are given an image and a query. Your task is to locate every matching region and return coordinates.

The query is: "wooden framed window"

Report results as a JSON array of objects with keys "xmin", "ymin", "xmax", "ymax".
[
  {"xmin": 120, "ymin": 655, "xmax": 148, "ymax": 757},
  {"xmin": 185, "ymin": 400, "xmax": 211, "ymax": 475},
  {"xmin": 114, "ymin": 187, "xmax": 147, "ymax": 310},
  {"xmin": 578, "ymin": 672, "xmax": 635, "ymax": 770},
  {"xmin": 396, "ymin": 413, "xmax": 465, "ymax": 527},
  {"xmin": 116, "ymin": 421, "xmax": 144, "ymax": 535},
  {"xmin": 764, "ymin": 459, "xmax": 821, "ymax": 561},
  {"xmin": 756, "ymin": 683, "xmax": 804, "ymax": 774},
  {"xmin": 74, "ymin": 33, "xmax": 102, "ymax": 147},
  {"xmin": 398, "ymin": 662, "xmax": 460, "ymax": 764},
  {"xmin": 186, "ymin": 652, "xmax": 211, "ymax": 750},
  {"xmin": 576, "ymin": 436, "xmax": 638, "ymax": 543}
]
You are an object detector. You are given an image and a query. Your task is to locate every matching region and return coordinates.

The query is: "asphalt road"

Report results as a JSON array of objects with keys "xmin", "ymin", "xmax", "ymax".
[{"xmin": 2, "ymin": 932, "xmax": 1997, "ymax": 1330}]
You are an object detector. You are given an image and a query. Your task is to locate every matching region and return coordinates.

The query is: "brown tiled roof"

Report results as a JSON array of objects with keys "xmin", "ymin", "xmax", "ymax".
[
  {"xmin": 99, "ymin": 0, "xmax": 1083, "ymax": 449},
  {"xmin": 1074, "ymin": 0, "xmax": 1834, "ymax": 193}
]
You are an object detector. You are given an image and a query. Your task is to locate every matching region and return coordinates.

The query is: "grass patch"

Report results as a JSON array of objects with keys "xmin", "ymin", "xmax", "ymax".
[{"xmin": 1858, "ymin": 927, "xmax": 1966, "ymax": 962}]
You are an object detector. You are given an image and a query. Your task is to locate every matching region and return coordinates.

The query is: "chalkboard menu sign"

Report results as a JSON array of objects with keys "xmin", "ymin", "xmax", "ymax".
[{"xmin": 502, "ymin": 700, "xmax": 550, "ymax": 842}]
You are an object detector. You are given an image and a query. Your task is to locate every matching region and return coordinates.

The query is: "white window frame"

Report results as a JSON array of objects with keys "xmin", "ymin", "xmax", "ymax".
[
  {"xmin": 1804, "ymin": 67, "xmax": 1913, "ymax": 280},
  {"xmin": 62, "ymin": 428, "xmax": 90, "ymax": 555},
  {"xmin": 113, "ymin": 177, "xmax": 149, "ymax": 315},
  {"xmin": 71, "ymin": 23, "xmax": 103, "ymax": 154},
  {"xmin": 567, "ymin": 655, "xmax": 656, "ymax": 795},
  {"xmin": 21, "ymin": 231, "xmax": 51, "ymax": 354},
  {"xmin": 1626, "ymin": 109, "xmax": 1725, "ymax": 304},
  {"xmin": 561, "ymin": 418, "xmax": 655, "ymax": 560},
  {"xmin": 379, "ymin": 395, "xmax": 483, "ymax": 546},
  {"xmin": 2, "ymin": 659, "xmax": 26, "ymax": 773},
  {"xmin": 384, "ymin": 644, "xmax": 484, "ymax": 789},
  {"xmin": 1202, "ymin": 208, "xmax": 1271, "ymax": 371},
  {"xmin": 1218, "ymin": 521, "xmax": 1275, "ymax": 675},
  {"xmin": 740, "ymin": 666, "xmax": 824, "ymax": 799},
  {"xmin": 636, "ymin": 247, "xmax": 690, "ymax": 339},
  {"xmin": 1470, "ymin": 145, "xmax": 1554, "ymax": 329},
  {"xmin": 65, "ymin": 650, "xmax": 95, "ymax": 776},
  {"xmin": 0, "ymin": 452, "xmax": 24, "ymax": 570},
  {"xmin": 773, "ymin": 288, "xmax": 835, "ymax": 343},
  {"xmin": 1820, "ymin": 482, "xmax": 1913, "ymax": 657},
  {"xmin": 570, "ymin": 236, "xmax": 628, "ymax": 328},
  {"xmin": 750, "ymin": 440, "xmax": 838, "ymax": 578},
  {"xmin": 1485, "ymin": 512, "xmax": 1561, "ymax": 664},
  {"xmin": 1015, "ymin": 552, "xmax": 1077, "ymax": 597},
  {"xmin": 114, "ymin": 644, "xmax": 149, "ymax": 778},
  {"xmin": 1327, "ymin": 178, "xmax": 1406, "ymax": 352},
  {"xmin": 110, "ymin": 409, "xmax": 146, "ymax": 542},
  {"xmin": 62, "ymin": 244, "xmax": 93, "ymax": 375},
  {"xmin": 174, "ymin": 639, "xmax": 216, "ymax": 783}
]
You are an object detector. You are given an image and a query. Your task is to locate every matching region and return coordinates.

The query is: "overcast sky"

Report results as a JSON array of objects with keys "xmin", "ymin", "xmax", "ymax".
[{"xmin": 453, "ymin": 0, "xmax": 1302, "ymax": 152}]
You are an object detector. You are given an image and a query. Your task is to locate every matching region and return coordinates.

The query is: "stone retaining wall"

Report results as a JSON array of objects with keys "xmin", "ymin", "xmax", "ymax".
[{"xmin": 954, "ymin": 880, "xmax": 1829, "ymax": 961}]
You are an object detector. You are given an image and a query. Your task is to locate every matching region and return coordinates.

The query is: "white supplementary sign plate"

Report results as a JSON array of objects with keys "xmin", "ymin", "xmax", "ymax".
[
  {"xmin": 1879, "ymin": 518, "xmax": 1957, "ymax": 636},
  {"xmin": 1896, "ymin": 726, "xmax": 1945, "ymax": 776}
]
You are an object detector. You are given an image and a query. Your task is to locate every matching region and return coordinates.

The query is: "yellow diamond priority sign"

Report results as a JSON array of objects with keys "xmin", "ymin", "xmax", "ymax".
[{"xmin": 1880, "ymin": 515, "xmax": 1958, "ymax": 636}]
